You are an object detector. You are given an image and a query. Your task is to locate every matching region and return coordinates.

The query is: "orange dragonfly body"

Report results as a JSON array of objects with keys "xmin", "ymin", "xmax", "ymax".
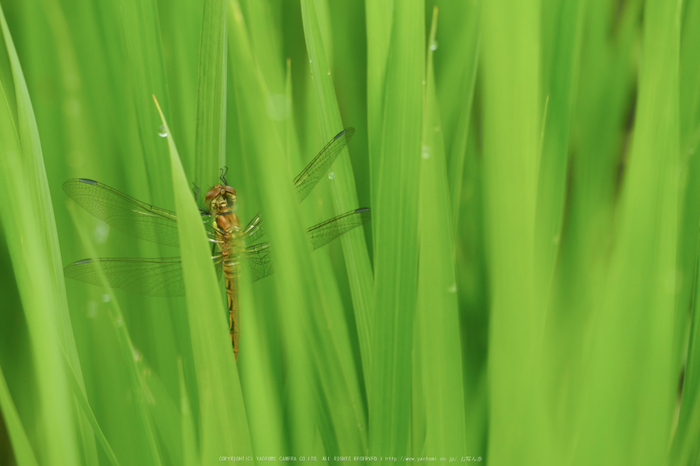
[{"xmin": 64, "ymin": 128, "xmax": 369, "ymax": 359}]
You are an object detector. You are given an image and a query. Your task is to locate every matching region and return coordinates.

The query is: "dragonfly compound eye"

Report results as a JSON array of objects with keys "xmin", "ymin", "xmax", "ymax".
[{"xmin": 205, "ymin": 185, "xmax": 223, "ymax": 202}]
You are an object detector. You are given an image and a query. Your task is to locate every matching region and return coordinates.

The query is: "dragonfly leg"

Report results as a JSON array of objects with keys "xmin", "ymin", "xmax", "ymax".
[
  {"xmin": 192, "ymin": 182, "xmax": 211, "ymax": 216},
  {"xmin": 220, "ymin": 166, "xmax": 229, "ymax": 185}
]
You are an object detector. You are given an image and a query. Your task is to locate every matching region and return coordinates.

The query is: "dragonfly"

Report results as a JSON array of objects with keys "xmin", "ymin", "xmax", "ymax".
[{"xmin": 63, "ymin": 128, "xmax": 370, "ymax": 360}]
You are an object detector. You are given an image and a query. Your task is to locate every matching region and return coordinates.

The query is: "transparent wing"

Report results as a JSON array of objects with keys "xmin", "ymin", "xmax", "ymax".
[
  {"xmin": 242, "ymin": 212, "xmax": 264, "ymax": 245},
  {"xmin": 293, "ymin": 128, "xmax": 355, "ymax": 202},
  {"xmin": 241, "ymin": 207, "xmax": 370, "ymax": 282},
  {"xmin": 307, "ymin": 208, "xmax": 371, "ymax": 250},
  {"xmin": 214, "ymin": 258, "xmax": 224, "ymax": 282},
  {"xmin": 242, "ymin": 243, "xmax": 273, "ymax": 282},
  {"xmin": 64, "ymin": 256, "xmax": 224, "ymax": 297},
  {"xmin": 64, "ymin": 257, "xmax": 186, "ymax": 297},
  {"xmin": 63, "ymin": 178, "xmax": 215, "ymax": 247}
]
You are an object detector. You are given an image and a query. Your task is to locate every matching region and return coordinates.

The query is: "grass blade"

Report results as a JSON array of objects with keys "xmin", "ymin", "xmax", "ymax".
[
  {"xmin": 300, "ymin": 0, "xmax": 374, "ymax": 400},
  {"xmin": 67, "ymin": 202, "xmax": 165, "ymax": 465},
  {"xmin": 155, "ymin": 96, "xmax": 253, "ymax": 459},
  {"xmin": 120, "ymin": 0, "xmax": 172, "ymax": 202},
  {"xmin": 572, "ymin": 0, "xmax": 680, "ymax": 463},
  {"xmin": 0, "ymin": 365, "xmax": 38, "ymax": 466},
  {"xmin": 0, "ymin": 5, "xmax": 85, "ymax": 464},
  {"xmin": 367, "ymin": 0, "xmax": 424, "ymax": 457},
  {"xmin": 480, "ymin": 0, "xmax": 543, "ymax": 463},
  {"xmin": 412, "ymin": 6, "xmax": 466, "ymax": 456},
  {"xmin": 194, "ymin": 0, "xmax": 228, "ymax": 185},
  {"xmin": 535, "ymin": 0, "xmax": 586, "ymax": 292}
]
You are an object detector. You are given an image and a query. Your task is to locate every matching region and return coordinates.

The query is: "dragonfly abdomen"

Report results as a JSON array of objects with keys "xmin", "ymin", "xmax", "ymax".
[
  {"xmin": 224, "ymin": 264, "xmax": 240, "ymax": 360},
  {"xmin": 214, "ymin": 207, "xmax": 244, "ymax": 359}
]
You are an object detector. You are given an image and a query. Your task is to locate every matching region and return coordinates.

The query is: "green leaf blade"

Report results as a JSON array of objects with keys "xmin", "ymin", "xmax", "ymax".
[
  {"xmin": 367, "ymin": 0, "xmax": 424, "ymax": 457},
  {"xmin": 155, "ymin": 97, "xmax": 253, "ymax": 459}
]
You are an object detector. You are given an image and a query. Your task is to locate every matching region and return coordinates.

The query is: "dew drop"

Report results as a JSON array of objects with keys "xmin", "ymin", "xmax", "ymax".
[
  {"xmin": 102, "ymin": 294, "xmax": 111, "ymax": 303},
  {"xmin": 430, "ymin": 41, "xmax": 438, "ymax": 51},
  {"xmin": 328, "ymin": 172, "xmax": 335, "ymax": 180},
  {"xmin": 327, "ymin": 70, "xmax": 331, "ymax": 76},
  {"xmin": 158, "ymin": 125, "xmax": 168, "ymax": 137},
  {"xmin": 447, "ymin": 283, "xmax": 457, "ymax": 293},
  {"xmin": 421, "ymin": 145, "xmax": 431, "ymax": 159}
]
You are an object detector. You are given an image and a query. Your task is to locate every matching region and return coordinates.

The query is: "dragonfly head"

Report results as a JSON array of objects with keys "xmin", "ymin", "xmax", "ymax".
[{"xmin": 205, "ymin": 184, "xmax": 237, "ymax": 213}]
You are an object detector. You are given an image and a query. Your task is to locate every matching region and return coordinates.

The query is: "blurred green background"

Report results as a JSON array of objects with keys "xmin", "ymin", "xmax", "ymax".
[{"xmin": 1, "ymin": 0, "xmax": 699, "ymax": 464}]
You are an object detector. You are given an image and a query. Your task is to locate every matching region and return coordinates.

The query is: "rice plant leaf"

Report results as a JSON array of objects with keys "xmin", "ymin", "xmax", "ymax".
[
  {"xmin": 673, "ymin": 267, "xmax": 700, "ymax": 463},
  {"xmin": 441, "ymin": 1, "xmax": 480, "ymax": 236},
  {"xmin": 228, "ymin": 1, "xmax": 318, "ymax": 453},
  {"xmin": 154, "ymin": 96, "xmax": 253, "ymax": 459},
  {"xmin": 300, "ymin": 0, "xmax": 374, "ymax": 396},
  {"xmin": 535, "ymin": 0, "xmax": 586, "ymax": 292},
  {"xmin": 229, "ymin": 1, "xmax": 370, "ymax": 456},
  {"xmin": 0, "ymin": 364, "xmax": 38, "ymax": 466},
  {"xmin": 60, "ymin": 348, "xmax": 120, "ymax": 466},
  {"xmin": 412, "ymin": 6, "xmax": 466, "ymax": 456},
  {"xmin": 366, "ymin": 0, "xmax": 424, "ymax": 456},
  {"xmin": 674, "ymin": 0, "xmax": 700, "ymax": 386},
  {"xmin": 239, "ymin": 0, "xmax": 284, "ymax": 94},
  {"xmin": 67, "ymin": 202, "xmax": 165, "ymax": 466},
  {"xmin": 194, "ymin": 0, "xmax": 228, "ymax": 186},
  {"xmin": 573, "ymin": 0, "xmax": 680, "ymax": 463},
  {"xmin": 365, "ymin": 0, "xmax": 394, "ymax": 201},
  {"xmin": 178, "ymin": 361, "xmax": 198, "ymax": 465},
  {"xmin": 480, "ymin": 0, "xmax": 543, "ymax": 463},
  {"xmin": 223, "ymin": 5, "xmax": 289, "ymax": 458},
  {"xmin": 0, "ymin": 5, "xmax": 87, "ymax": 464},
  {"xmin": 120, "ymin": 0, "xmax": 172, "ymax": 202}
]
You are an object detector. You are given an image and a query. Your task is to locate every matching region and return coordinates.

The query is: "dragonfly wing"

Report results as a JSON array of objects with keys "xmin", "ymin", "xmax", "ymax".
[
  {"xmin": 64, "ymin": 257, "xmax": 185, "ymax": 297},
  {"xmin": 242, "ymin": 212, "xmax": 264, "ymax": 245},
  {"xmin": 243, "ymin": 243, "xmax": 274, "ymax": 282},
  {"xmin": 214, "ymin": 258, "xmax": 224, "ymax": 282},
  {"xmin": 307, "ymin": 208, "xmax": 371, "ymax": 250},
  {"xmin": 293, "ymin": 128, "xmax": 355, "ymax": 202},
  {"xmin": 240, "ymin": 208, "xmax": 370, "ymax": 282},
  {"xmin": 63, "ymin": 178, "xmax": 189, "ymax": 247}
]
